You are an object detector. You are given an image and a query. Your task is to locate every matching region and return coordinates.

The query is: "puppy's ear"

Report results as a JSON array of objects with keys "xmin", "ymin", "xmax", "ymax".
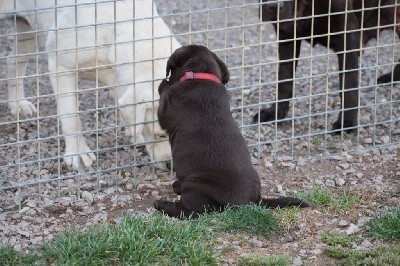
[
  {"xmin": 166, "ymin": 46, "xmax": 193, "ymax": 78},
  {"xmin": 165, "ymin": 56, "xmax": 176, "ymax": 78},
  {"xmin": 213, "ymin": 54, "xmax": 230, "ymax": 84},
  {"xmin": 158, "ymin": 79, "xmax": 171, "ymax": 95}
]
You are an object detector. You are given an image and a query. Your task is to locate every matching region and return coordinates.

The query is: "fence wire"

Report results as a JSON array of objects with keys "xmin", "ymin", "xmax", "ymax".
[{"xmin": 0, "ymin": 0, "xmax": 399, "ymax": 209}]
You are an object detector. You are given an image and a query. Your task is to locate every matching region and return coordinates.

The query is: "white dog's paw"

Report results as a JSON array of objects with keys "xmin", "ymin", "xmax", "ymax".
[
  {"xmin": 146, "ymin": 137, "xmax": 172, "ymax": 171},
  {"xmin": 126, "ymin": 127, "xmax": 145, "ymax": 144},
  {"xmin": 9, "ymin": 100, "xmax": 37, "ymax": 117},
  {"xmin": 64, "ymin": 146, "xmax": 96, "ymax": 170}
]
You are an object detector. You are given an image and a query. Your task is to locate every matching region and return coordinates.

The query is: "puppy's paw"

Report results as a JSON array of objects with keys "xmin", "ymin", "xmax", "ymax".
[
  {"xmin": 377, "ymin": 73, "xmax": 393, "ymax": 84},
  {"xmin": 332, "ymin": 120, "xmax": 357, "ymax": 135},
  {"xmin": 253, "ymin": 106, "xmax": 287, "ymax": 123},
  {"xmin": 377, "ymin": 67, "xmax": 400, "ymax": 84},
  {"xmin": 154, "ymin": 200, "xmax": 172, "ymax": 212}
]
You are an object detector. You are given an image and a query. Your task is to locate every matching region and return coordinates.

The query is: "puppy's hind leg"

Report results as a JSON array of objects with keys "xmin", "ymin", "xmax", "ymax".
[{"xmin": 7, "ymin": 19, "xmax": 37, "ymax": 117}]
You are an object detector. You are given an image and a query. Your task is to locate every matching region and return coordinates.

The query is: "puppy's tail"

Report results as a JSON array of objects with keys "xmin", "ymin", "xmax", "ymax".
[{"xmin": 260, "ymin": 197, "xmax": 310, "ymax": 209}]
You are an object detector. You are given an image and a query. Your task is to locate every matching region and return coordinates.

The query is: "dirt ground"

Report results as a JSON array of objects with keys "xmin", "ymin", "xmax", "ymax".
[
  {"xmin": 1, "ymin": 146, "xmax": 399, "ymax": 265},
  {"xmin": 0, "ymin": 0, "xmax": 399, "ymax": 264}
]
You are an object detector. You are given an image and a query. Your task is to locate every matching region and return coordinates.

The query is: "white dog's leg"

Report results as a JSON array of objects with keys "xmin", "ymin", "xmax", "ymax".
[
  {"xmin": 144, "ymin": 107, "xmax": 171, "ymax": 170},
  {"xmin": 48, "ymin": 68, "xmax": 96, "ymax": 170},
  {"xmin": 117, "ymin": 87, "xmax": 147, "ymax": 145},
  {"xmin": 7, "ymin": 19, "xmax": 37, "ymax": 117}
]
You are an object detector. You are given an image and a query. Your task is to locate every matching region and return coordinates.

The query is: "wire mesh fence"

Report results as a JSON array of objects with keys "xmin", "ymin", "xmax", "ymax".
[{"xmin": 0, "ymin": 0, "xmax": 399, "ymax": 209}]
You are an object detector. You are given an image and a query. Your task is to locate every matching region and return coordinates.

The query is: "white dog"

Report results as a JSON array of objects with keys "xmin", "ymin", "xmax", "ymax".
[{"xmin": 1, "ymin": 0, "xmax": 180, "ymax": 170}]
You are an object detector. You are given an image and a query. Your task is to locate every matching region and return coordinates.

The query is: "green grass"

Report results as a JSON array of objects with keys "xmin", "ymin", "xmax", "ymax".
[
  {"xmin": 0, "ymin": 245, "xmax": 41, "ymax": 266},
  {"xmin": 293, "ymin": 187, "xmax": 359, "ymax": 210},
  {"xmin": 321, "ymin": 230, "xmax": 400, "ymax": 266},
  {"xmin": 205, "ymin": 204, "xmax": 280, "ymax": 238},
  {"xmin": 336, "ymin": 192, "xmax": 361, "ymax": 211},
  {"xmin": 238, "ymin": 255, "xmax": 288, "ymax": 266},
  {"xmin": 321, "ymin": 230, "xmax": 362, "ymax": 248},
  {"xmin": 367, "ymin": 208, "xmax": 400, "ymax": 242},
  {"xmin": 274, "ymin": 206, "xmax": 300, "ymax": 230},
  {"xmin": 41, "ymin": 214, "xmax": 217, "ymax": 265},
  {"xmin": 0, "ymin": 204, "xmax": 281, "ymax": 265},
  {"xmin": 308, "ymin": 186, "xmax": 334, "ymax": 206}
]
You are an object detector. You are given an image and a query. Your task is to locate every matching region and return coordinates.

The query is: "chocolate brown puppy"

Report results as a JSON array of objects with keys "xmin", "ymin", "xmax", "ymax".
[
  {"xmin": 154, "ymin": 45, "xmax": 309, "ymax": 219},
  {"xmin": 255, "ymin": 0, "xmax": 400, "ymax": 133}
]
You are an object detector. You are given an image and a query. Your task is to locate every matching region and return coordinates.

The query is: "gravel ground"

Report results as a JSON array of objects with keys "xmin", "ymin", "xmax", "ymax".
[{"xmin": 0, "ymin": 0, "xmax": 399, "ymax": 263}]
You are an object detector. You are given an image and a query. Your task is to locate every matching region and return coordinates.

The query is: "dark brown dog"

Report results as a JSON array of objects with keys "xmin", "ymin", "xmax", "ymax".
[
  {"xmin": 154, "ymin": 45, "xmax": 309, "ymax": 218},
  {"xmin": 254, "ymin": 0, "xmax": 400, "ymax": 133}
]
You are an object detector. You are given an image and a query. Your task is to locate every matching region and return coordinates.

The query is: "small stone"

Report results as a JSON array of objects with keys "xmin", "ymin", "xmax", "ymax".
[
  {"xmin": 242, "ymin": 89, "xmax": 251, "ymax": 96},
  {"xmin": 283, "ymin": 242, "xmax": 299, "ymax": 249},
  {"xmin": 345, "ymin": 223, "xmax": 359, "ymax": 235},
  {"xmin": 90, "ymin": 212, "xmax": 108, "ymax": 224},
  {"xmin": 311, "ymin": 249, "xmax": 323, "ymax": 255},
  {"xmin": 17, "ymin": 229, "xmax": 31, "ymax": 238},
  {"xmin": 332, "ymin": 155, "xmax": 343, "ymax": 161},
  {"xmin": 250, "ymin": 238, "xmax": 263, "ymax": 248},
  {"xmin": 364, "ymin": 138, "xmax": 373, "ymax": 144},
  {"xmin": 325, "ymin": 179, "xmax": 335, "ymax": 187},
  {"xmin": 374, "ymin": 175, "xmax": 383, "ymax": 182},
  {"xmin": 104, "ymin": 187, "xmax": 116, "ymax": 195},
  {"xmin": 282, "ymin": 236, "xmax": 294, "ymax": 243},
  {"xmin": 117, "ymin": 195, "xmax": 133, "ymax": 202},
  {"xmin": 274, "ymin": 185, "xmax": 283, "ymax": 193},
  {"xmin": 338, "ymin": 220, "xmax": 349, "ymax": 227},
  {"xmin": 82, "ymin": 191, "xmax": 94, "ymax": 205},
  {"xmin": 339, "ymin": 163, "xmax": 350, "ymax": 169},
  {"xmin": 125, "ymin": 183, "xmax": 134, "ymax": 191},
  {"xmin": 59, "ymin": 197, "xmax": 72, "ymax": 206},
  {"xmin": 360, "ymin": 239, "xmax": 373, "ymax": 249},
  {"xmin": 293, "ymin": 256, "xmax": 303, "ymax": 266},
  {"xmin": 380, "ymin": 136, "xmax": 390, "ymax": 144},
  {"xmin": 264, "ymin": 160, "xmax": 273, "ymax": 169},
  {"xmin": 279, "ymin": 191, "xmax": 287, "ymax": 197},
  {"xmin": 282, "ymin": 156, "xmax": 293, "ymax": 161},
  {"xmin": 30, "ymin": 236, "xmax": 43, "ymax": 244},
  {"xmin": 336, "ymin": 178, "xmax": 346, "ymax": 186},
  {"xmin": 357, "ymin": 217, "xmax": 369, "ymax": 227},
  {"xmin": 83, "ymin": 206, "xmax": 94, "ymax": 215},
  {"xmin": 344, "ymin": 139, "xmax": 353, "ymax": 148},
  {"xmin": 19, "ymin": 207, "xmax": 31, "ymax": 214},
  {"xmin": 297, "ymin": 157, "xmax": 306, "ymax": 166},
  {"xmin": 329, "ymin": 219, "xmax": 339, "ymax": 225},
  {"xmin": 66, "ymin": 208, "xmax": 73, "ymax": 215}
]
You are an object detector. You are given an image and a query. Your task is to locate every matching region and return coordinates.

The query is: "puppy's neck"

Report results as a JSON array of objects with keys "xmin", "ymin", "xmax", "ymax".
[{"xmin": 179, "ymin": 71, "xmax": 221, "ymax": 84}]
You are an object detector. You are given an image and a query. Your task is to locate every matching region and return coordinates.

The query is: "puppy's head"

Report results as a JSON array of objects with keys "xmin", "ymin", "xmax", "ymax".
[{"xmin": 165, "ymin": 45, "xmax": 230, "ymax": 85}]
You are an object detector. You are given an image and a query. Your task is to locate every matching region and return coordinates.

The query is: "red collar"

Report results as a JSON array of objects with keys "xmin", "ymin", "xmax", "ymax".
[{"xmin": 179, "ymin": 71, "xmax": 221, "ymax": 84}]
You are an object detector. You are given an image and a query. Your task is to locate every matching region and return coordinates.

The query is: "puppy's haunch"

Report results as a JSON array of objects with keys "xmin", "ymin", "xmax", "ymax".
[{"xmin": 154, "ymin": 44, "xmax": 309, "ymax": 219}]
